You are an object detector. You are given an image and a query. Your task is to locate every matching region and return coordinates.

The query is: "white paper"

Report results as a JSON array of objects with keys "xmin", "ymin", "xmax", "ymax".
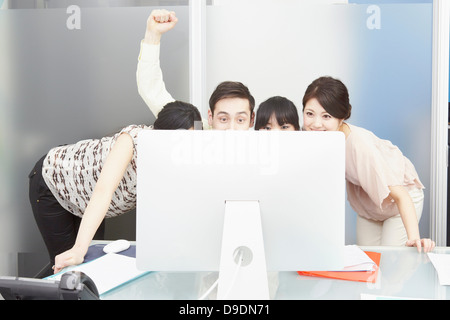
[
  {"xmin": 341, "ymin": 245, "xmax": 376, "ymax": 272},
  {"xmin": 49, "ymin": 253, "xmax": 147, "ymax": 295},
  {"xmin": 427, "ymin": 252, "xmax": 450, "ymax": 285},
  {"xmin": 361, "ymin": 293, "xmax": 428, "ymax": 300}
]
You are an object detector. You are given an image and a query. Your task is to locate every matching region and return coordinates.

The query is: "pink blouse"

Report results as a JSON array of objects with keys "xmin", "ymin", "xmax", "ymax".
[{"xmin": 345, "ymin": 124, "xmax": 424, "ymax": 221}]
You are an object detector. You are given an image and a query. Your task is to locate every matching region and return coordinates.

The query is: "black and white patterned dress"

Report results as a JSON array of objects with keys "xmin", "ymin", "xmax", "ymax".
[{"xmin": 41, "ymin": 125, "xmax": 149, "ymax": 218}]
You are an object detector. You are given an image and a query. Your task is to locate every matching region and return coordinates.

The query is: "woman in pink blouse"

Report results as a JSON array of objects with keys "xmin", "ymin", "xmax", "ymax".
[{"xmin": 302, "ymin": 76, "xmax": 435, "ymax": 253}]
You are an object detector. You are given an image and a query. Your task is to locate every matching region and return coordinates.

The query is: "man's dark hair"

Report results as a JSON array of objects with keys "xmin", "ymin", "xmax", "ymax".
[{"xmin": 209, "ymin": 81, "xmax": 255, "ymax": 115}]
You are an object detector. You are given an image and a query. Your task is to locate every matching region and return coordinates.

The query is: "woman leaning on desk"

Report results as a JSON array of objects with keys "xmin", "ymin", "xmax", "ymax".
[
  {"xmin": 28, "ymin": 101, "xmax": 202, "ymax": 275},
  {"xmin": 301, "ymin": 76, "xmax": 435, "ymax": 253}
]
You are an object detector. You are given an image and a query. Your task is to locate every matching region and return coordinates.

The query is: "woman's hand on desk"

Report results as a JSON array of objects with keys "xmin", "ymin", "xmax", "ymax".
[
  {"xmin": 406, "ymin": 238, "xmax": 435, "ymax": 253},
  {"xmin": 53, "ymin": 247, "xmax": 86, "ymax": 274}
]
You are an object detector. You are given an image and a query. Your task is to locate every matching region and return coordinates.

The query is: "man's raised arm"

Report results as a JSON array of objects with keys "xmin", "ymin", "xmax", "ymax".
[{"xmin": 136, "ymin": 9, "xmax": 178, "ymax": 117}]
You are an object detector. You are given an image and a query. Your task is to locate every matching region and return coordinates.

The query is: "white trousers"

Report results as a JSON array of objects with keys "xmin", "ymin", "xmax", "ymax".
[{"xmin": 356, "ymin": 188, "xmax": 424, "ymax": 246}]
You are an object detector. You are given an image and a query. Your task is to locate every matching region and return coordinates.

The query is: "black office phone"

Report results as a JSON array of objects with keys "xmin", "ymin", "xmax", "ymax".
[{"xmin": 0, "ymin": 271, "xmax": 99, "ymax": 300}]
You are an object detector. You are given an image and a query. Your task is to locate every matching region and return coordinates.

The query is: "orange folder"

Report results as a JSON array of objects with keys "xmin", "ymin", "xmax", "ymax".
[{"xmin": 297, "ymin": 251, "xmax": 381, "ymax": 283}]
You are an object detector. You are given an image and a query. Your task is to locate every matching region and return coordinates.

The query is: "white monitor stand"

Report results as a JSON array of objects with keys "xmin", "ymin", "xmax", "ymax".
[{"xmin": 218, "ymin": 200, "xmax": 269, "ymax": 300}]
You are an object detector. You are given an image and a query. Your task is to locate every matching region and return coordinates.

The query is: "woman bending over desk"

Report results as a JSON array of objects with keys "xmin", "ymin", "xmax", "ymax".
[
  {"xmin": 28, "ymin": 102, "xmax": 202, "ymax": 274},
  {"xmin": 301, "ymin": 76, "xmax": 434, "ymax": 253}
]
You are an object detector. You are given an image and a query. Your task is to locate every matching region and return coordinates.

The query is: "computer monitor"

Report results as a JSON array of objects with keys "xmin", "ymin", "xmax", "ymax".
[{"xmin": 136, "ymin": 130, "xmax": 346, "ymax": 299}]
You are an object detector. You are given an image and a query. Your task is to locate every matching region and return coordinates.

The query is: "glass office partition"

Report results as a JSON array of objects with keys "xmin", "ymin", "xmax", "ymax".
[
  {"xmin": 206, "ymin": 2, "xmax": 433, "ymax": 244},
  {"xmin": 0, "ymin": 1, "xmax": 189, "ymax": 276}
]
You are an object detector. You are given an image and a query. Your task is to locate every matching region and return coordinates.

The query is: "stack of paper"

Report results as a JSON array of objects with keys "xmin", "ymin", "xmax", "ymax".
[
  {"xmin": 341, "ymin": 245, "xmax": 378, "ymax": 272},
  {"xmin": 298, "ymin": 245, "xmax": 381, "ymax": 283}
]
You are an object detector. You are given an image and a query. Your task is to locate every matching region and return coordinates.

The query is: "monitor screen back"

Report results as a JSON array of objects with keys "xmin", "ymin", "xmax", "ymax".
[{"xmin": 136, "ymin": 130, "xmax": 345, "ymax": 272}]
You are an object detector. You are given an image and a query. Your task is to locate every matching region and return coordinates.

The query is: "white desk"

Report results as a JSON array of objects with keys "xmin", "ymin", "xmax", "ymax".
[{"xmin": 100, "ymin": 246, "xmax": 450, "ymax": 300}]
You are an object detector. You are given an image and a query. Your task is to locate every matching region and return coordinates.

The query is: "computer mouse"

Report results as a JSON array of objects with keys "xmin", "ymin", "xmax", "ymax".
[{"xmin": 103, "ymin": 239, "xmax": 131, "ymax": 254}]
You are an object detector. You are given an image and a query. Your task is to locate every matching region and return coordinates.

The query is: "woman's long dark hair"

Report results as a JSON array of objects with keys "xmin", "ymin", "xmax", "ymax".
[{"xmin": 255, "ymin": 96, "xmax": 300, "ymax": 130}]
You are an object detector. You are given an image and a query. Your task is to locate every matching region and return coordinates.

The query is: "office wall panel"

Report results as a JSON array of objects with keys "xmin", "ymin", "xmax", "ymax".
[
  {"xmin": 350, "ymin": 4, "xmax": 432, "ymax": 243},
  {"xmin": 0, "ymin": 4, "xmax": 189, "ymax": 276}
]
